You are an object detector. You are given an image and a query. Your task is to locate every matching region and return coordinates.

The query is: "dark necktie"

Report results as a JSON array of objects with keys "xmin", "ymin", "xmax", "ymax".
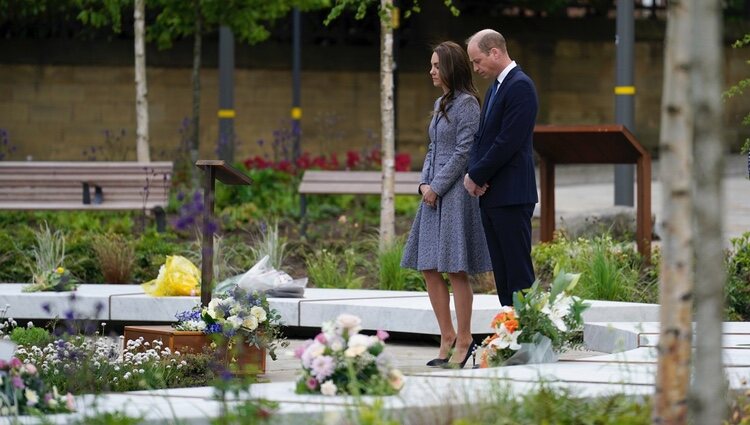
[{"xmin": 484, "ymin": 79, "xmax": 500, "ymax": 120}]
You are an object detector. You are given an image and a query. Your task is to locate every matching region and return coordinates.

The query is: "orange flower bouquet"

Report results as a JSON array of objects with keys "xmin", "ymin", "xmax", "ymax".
[{"xmin": 479, "ymin": 270, "xmax": 589, "ymax": 368}]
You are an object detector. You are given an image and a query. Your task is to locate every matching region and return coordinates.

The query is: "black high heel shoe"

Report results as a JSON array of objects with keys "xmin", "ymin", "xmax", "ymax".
[
  {"xmin": 426, "ymin": 340, "xmax": 456, "ymax": 367},
  {"xmin": 440, "ymin": 341, "xmax": 477, "ymax": 369}
]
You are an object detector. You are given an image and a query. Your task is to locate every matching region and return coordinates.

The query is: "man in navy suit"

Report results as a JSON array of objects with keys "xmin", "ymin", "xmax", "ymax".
[{"xmin": 463, "ymin": 29, "xmax": 538, "ymax": 306}]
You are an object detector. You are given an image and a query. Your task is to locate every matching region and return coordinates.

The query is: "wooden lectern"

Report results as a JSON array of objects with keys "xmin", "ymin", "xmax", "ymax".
[
  {"xmin": 533, "ymin": 124, "xmax": 652, "ymax": 260},
  {"xmin": 195, "ymin": 160, "xmax": 253, "ymax": 307}
]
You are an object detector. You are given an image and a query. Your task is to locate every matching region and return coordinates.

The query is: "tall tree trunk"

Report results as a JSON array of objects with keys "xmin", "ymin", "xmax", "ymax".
[
  {"xmin": 378, "ymin": 0, "xmax": 395, "ymax": 251},
  {"xmin": 690, "ymin": 0, "xmax": 727, "ymax": 423},
  {"xmin": 134, "ymin": 0, "xmax": 150, "ymax": 162},
  {"xmin": 190, "ymin": 0, "xmax": 202, "ymax": 189},
  {"xmin": 654, "ymin": 0, "xmax": 694, "ymax": 423}
]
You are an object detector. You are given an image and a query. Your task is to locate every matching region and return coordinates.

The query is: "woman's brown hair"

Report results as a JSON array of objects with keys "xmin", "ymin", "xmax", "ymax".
[{"xmin": 433, "ymin": 41, "xmax": 479, "ymax": 121}]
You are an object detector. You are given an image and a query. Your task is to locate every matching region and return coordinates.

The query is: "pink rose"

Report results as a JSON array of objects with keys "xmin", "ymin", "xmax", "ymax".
[
  {"xmin": 24, "ymin": 364, "xmax": 37, "ymax": 375},
  {"xmin": 376, "ymin": 330, "xmax": 389, "ymax": 341},
  {"xmin": 314, "ymin": 333, "xmax": 327, "ymax": 344},
  {"xmin": 306, "ymin": 377, "xmax": 318, "ymax": 390}
]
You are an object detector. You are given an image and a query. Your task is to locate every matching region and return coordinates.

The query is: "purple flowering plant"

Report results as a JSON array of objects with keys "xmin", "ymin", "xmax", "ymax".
[
  {"xmin": 174, "ymin": 287, "xmax": 286, "ymax": 360},
  {"xmin": 294, "ymin": 314, "xmax": 404, "ymax": 396}
]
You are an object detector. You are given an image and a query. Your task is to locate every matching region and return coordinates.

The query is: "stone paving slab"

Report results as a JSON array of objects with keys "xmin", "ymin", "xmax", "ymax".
[
  {"xmin": 553, "ymin": 175, "xmax": 750, "ymax": 243},
  {"xmin": 565, "ymin": 346, "xmax": 750, "ymax": 367},
  {"xmin": 0, "ymin": 283, "xmax": 138, "ymax": 320},
  {"xmin": 585, "ymin": 322, "xmax": 750, "ymax": 352},
  {"xmin": 0, "ymin": 285, "xmax": 660, "ymax": 337}
]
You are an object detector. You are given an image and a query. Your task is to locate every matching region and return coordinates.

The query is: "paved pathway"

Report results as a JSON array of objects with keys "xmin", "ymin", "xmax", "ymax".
[{"xmin": 550, "ymin": 154, "xmax": 749, "ymax": 243}]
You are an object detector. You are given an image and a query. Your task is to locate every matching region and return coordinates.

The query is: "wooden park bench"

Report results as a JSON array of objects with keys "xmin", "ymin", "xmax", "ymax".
[
  {"xmin": 298, "ymin": 170, "xmax": 422, "ymax": 195},
  {"xmin": 0, "ymin": 161, "xmax": 173, "ymax": 231}
]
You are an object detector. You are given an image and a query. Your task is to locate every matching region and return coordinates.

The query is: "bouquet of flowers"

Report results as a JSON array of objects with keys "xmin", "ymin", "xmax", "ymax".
[
  {"xmin": 174, "ymin": 286, "xmax": 286, "ymax": 360},
  {"xmin": 0, "ymin": 357, "xmax": 75, "ymax": 416},
  {"xmin": 294, "ymin": 314, "xmax": 404, "ymax": 396},
  {"xmin": 24, "ymin": 267, "xmax": 78, "ymax": 293},
  {"xmin": 479, "ymin": 269, "xmax": 589, "ymax": 368}
]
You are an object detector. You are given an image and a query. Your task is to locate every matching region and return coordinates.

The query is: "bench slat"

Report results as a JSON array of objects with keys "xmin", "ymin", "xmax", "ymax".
[
  {"xmin": 298, "ymin": 171, "xmax": 421, "ymax": 195},
  {"xmin": 0, "ymin": 202, "xmax": 168, "ymax": 210},
  {"xmin": 0, "ymin": 161, "xmax": 173, "ymax": 169},
  {"xmin": 0, "ymin": 161, "xmax": 173, "ymax": 211}
]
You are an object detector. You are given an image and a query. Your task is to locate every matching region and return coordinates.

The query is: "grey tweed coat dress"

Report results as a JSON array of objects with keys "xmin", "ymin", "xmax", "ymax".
[{"xmin": 401, "ymin": 92, "xmax": 492, "ymax": 275}]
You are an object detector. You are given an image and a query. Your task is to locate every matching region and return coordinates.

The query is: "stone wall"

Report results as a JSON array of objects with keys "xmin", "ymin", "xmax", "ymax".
[{"xmin": 1, "ymin": 37, "xmax": 748, "ymax": 165}]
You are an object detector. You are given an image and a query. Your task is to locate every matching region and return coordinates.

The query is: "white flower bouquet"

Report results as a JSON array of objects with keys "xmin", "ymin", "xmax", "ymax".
[{"xmin": 174, "ymin": 287, "xmax": 285, "ymax": 360}]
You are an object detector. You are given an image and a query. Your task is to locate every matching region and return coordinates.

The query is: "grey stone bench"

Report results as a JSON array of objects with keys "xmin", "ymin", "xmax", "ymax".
[{"xmin": 0, "ymin": 161, "xmax": 172, "ymax": 230}]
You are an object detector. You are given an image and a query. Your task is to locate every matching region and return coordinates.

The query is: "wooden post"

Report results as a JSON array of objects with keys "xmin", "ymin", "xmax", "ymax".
[
  {"xmin": 539, "ymin": 157, "xmax": 555, "ymax": 243},
  {"xmin": 201, "ymin": 166, "xmax": 216, "ymax": 307},
  {"xmin": 195, "ymin": 160, "xmax": 252, "ymax": 307},
  {"xmin": 637, "ymin": 154, "xmax": 652, "ymax": 262}
]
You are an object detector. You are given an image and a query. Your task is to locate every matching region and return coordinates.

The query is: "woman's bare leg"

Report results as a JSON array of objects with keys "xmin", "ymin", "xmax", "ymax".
[
  {"xmin": 447, "ymin": 272, "xmax": 474, "ymax": 365},
  {"xmin": 424, "ymin": 270, "xmax": 456, "ymax": 358}
]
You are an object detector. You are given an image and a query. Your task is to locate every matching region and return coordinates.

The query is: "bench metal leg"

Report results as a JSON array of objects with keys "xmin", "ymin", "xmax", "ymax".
[
  {"xmin": 153, "ymin": 206, "xmax": 166, "ymax": 233},
  {"xmin": 82, "ymin": 183, "xmax": 91, "ymax": 204}
]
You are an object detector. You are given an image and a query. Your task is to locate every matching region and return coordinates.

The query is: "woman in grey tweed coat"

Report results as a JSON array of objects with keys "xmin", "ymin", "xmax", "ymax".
[{"xmin": 401, "ymin": 41, "xmax": 492, "ymax": 369}]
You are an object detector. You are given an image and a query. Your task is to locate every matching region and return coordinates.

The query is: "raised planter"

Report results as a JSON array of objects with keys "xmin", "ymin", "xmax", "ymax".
[{"xmin": 123, "ymin": 325, "xmax": 266, "ymax": 374}]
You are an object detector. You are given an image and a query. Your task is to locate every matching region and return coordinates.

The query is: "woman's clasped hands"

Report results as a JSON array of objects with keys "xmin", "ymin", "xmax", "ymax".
[{"xmin": 421, "ymin": 184, "xmax": 438, "ymax": 208}]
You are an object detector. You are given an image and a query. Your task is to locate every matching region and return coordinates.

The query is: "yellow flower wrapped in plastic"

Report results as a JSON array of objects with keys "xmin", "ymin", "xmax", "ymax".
[{"xmin": 142, "ymin": 255, "xmax": 201, "ymax": 296}]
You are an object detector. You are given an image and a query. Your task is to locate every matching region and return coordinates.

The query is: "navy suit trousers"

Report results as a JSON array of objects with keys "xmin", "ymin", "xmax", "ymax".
[{"xmin": 480, "ymin": 203, "xmax": 536, "ymax": 306}]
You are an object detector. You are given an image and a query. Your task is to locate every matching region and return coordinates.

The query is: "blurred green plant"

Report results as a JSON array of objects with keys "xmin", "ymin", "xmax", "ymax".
[
  {"xmin": 133, "ymin": 231, "xmax": 184, "ymax": 283},
  {"xmin": 723, "ymin": 33, "xmax": 750, "ymax": 168},
  {"xmin": 305, "ymin": 248, "xmax": 363, "ymax": 289},
  {"xmin": 25, "ymin": 221, "xmax": 66, "ymax": 285},
  {"xmin": 726, "ymin": 231, "xmax": 750, "ymax": 320},
  {"xmin": 531, "ymin": 233, "xmax": 658, "ymax": 304},
  {"xmin": 373, "ymin": 236, "xmax": 424, "ymax": 291},
  {"xmin": 250, "ymin": 221, "xmax": 288, "ymax": 270},
  {"xmin": 10, "ymin": 326, "xmax": 52, "ymax": 348}
]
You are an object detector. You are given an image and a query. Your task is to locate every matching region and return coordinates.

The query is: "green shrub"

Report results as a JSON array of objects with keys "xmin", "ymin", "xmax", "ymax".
[
  {"xmin": 726, "ymin": 232, "xmax": 750, "ymax": 321},
  {"xmin": 531, "ymin": 234, "xmax": 658, "ymax": 304},
  {"xmin": 132, "ymin": 231, "xmax": 185, "ymax": 283},
  {"xmin": 306, "ymin": 248, "xmax": 363, "ymax": 289},
  {"xmin": 66, "ymin": 231, "xmax": 102, "ymax": 284},
  {"xmin": 0, "ymin": 226, "xmax": 33, "ymax": 283},
  {"xmin": 72, "ymin": 411, "xmax": 143, "ymax": 425},
  {"xmin": 450, "ymin": 383, "xmax": 650, "ymax": 425},
  {"xmin": 394, "ymin": 195, "xmax": 420, "ymax": 217},
  {"xmin": 375, "ymin": 238, "xmax": 424, "ymax": 291},
  {"xmin": 10, "ymin": 327, "xmax": 52, "ymax": 348}
]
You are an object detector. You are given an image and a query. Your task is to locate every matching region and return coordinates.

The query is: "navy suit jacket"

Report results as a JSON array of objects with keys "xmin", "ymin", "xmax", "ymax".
[{"xmin": 468, "ymin": 66, "xmax": 538, "ymax": 208}]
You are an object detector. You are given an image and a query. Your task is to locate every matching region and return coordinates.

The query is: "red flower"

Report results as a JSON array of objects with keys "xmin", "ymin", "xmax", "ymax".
[
  {"xmin": 366, "ymin": 148, "xmax": 381, "ymax": 168},
  {"xmin": 346, "ymin": 151, "xmax": 361, "ymax": 170},
  {"xmin": 296, "ymin": 152, "xmax": 312, "ymax": 170},
  {"xmin": 395, "ymin": 152, "xmax": 411, "ymax": 171}
]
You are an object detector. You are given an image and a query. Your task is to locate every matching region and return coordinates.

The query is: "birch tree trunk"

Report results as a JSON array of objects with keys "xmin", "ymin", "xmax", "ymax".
[
  {"xmin": 378, "ymin": 0, "xmax": 395, "ymax": 251},
  {"xmin": 190, "ymin": 0, "xmax": 203, "ymax": 190},
  {"xmin": 134, "ymin": 0, "xmax": 150, "ymax": 162},
  {"xmin": 654, "ymin": 0, "xmax": 694, "ymax": 423},
  {"xmin": 689, "ymin": 0, "xmax": 727, "ymax": 423}
]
